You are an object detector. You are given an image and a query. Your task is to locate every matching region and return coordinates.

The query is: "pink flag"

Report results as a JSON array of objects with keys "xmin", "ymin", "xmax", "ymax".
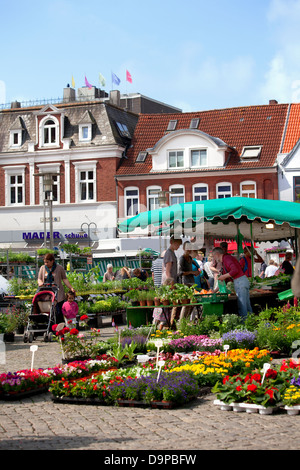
[
  {"xmin": 85, "ymin": 76, "xmax": 93, "ymax": 89},
  {"xmin": 126, "ymin": 70, "xmax": 132, "ymax": 83}
]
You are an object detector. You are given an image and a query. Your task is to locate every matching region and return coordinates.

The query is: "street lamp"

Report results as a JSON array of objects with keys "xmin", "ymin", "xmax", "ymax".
[
  {"xmin": 33, "ymin": 172, "xmax": 58, "ymax": 250},
  {"xmin": 80, "ymin": 222, "xmax": 97, "ymax": 247}
]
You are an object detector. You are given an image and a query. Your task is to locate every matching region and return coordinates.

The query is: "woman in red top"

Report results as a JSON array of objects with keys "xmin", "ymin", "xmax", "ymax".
[{"xmin": 212, "ymin": 247, "xmax": 252, "ymax": 322}]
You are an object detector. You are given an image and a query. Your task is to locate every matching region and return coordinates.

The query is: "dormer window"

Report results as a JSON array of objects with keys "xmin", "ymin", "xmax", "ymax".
[
  {"xmin": 44, "ymin": 119, "xmax": 57, "ymax": 144},
  {"xmin": 241, "ymin": 146, "xmax": 262, "ymax": 160},
  {"xmin": 10, "ymin": 130, "xmax": 22, "ymax": 148},
  {"xmin": 9, "ymin": 116, "xmax": 24, "ymax": 148},
  {"xmin": 39, "ymin": 115, "xmax": 59, "ymax": 148},
  {"xmin": 78, "ymin": 110, "xmax": 94, "ymax": 142}
]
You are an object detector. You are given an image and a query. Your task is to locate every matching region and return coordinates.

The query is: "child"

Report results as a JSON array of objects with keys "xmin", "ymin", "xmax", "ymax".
[
  {"xmin": 62, "ymin": 291, "xmax": 78, "ymax": 327},
  {"xmin": 153, "ymin": 278, "xmax": 174, "ymax": 330}
]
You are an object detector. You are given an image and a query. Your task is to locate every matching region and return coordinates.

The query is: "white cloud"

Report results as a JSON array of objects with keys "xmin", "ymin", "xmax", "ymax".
[{"xmin": 259, "ymin": 0, "xmax": 300, "ymax": 103}]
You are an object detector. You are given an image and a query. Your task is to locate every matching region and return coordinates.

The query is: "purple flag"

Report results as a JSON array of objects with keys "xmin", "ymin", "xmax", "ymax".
[{"xmin": 85, "ymin": 76, "xmax": 93, "ymax": 89}]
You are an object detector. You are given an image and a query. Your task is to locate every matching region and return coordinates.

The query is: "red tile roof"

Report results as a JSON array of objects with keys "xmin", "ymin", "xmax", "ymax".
[
  {"xmin": 117, "ymin": 103, "xmax": 289, "ymax": 175},
  {"xmin": 281, "ymin": 103, "xmax": 300, "ymax": 153}
]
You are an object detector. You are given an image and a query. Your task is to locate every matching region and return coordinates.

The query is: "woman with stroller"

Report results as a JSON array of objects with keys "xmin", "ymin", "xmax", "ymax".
[{"xmin": 38, "ymin": 253, "xmax": 75, "ymax": 323}]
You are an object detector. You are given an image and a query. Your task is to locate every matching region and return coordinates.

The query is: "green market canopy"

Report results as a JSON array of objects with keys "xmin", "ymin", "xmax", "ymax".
[{"xmin": 118, "ymin": 197, "xmax": 300, "ymax": 243}]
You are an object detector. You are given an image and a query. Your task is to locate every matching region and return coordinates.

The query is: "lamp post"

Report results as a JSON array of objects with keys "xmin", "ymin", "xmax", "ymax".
[
  {"xmin": 34, "ymin": 172, "xmax": 58, "ymax": 250},
  {"xmin": 80, "ymin": 222, "xmax": 97, "ymax": 247}
]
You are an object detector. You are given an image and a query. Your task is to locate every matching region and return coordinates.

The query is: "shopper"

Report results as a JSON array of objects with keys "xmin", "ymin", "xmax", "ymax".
[
  {"xmin": 62, "ymin": 290, "xmax": 79, "ymax": 327},
  {"xmin": 212, "ymin": 247, "xmax": 252, "ymax": 321},
  {"xmin": 203, "ymin": 255, "xmax": 215, "ymax": 289},
  {"xmin": 281, "ymin": 252, "xmax": 294, "ymax": 275},
  {"xmin": 103, "ymin": 264, "xmax": 115, "ymax": 282},
  {"xmin": 178, "ymin": 242, "xmax": 199, "ymax": 321},
  {"xmin": 265, "ymin": 259, "xmax": 278, "ymax": 277},
  {"xmin": 291, "ymin": 257, "xmax": 300, "ymax": 298},
  {"xmin": 151, "ymin": 252, "xmax": 165, "ymax": 286},
  {"xmin": 38, "ymin": 253, "xmax": 75, "ymax": 323},
  {"xmin": 162, "ymin": 236, "xmax": 182, "ymax": 283},
  {"xmin": 132, "ymin": 268, "xmax": 148, "ymax": 281}
]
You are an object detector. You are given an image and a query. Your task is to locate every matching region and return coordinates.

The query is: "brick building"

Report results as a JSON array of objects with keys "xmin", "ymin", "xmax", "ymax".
[{"xmin": 116, "ymin": 101, "xmax": 290, "ymax": 226}]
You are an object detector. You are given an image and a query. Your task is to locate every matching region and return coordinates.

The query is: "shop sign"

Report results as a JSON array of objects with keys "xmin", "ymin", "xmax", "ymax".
[{"xmin": 22, "ymin": 232, "xmax": 88, "ymax": 240}]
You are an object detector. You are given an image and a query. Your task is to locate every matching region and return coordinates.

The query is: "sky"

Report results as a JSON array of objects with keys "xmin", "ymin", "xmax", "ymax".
[{"xmin": 1, "ymin": 0, "xmax": 300, "ymax": 112}]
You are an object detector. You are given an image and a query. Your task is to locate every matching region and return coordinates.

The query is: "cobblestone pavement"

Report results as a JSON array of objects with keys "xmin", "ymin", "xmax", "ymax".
[{"xmin": 1, "ymin": 323, "xmax": 300, "ymax": 452}]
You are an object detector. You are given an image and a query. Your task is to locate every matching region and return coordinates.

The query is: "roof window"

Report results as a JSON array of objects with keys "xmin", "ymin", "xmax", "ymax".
[
  {"xmin": 190, "ymin": 118, "xmax": 199, "ymax": 129},
  {"xmin": 167, "ymin": 120, "xmax": 178, "ymax": 131},
  {"xmin": 116, "ymin": 121, "xmax": 131, "ymax": 138},
  {"xmin": 240, "ymin": 146, "xmax": 262, "ymax": 160},
  {"xmin": 136, "ymin": 151, "xmax": 148, "ymax": 163}
]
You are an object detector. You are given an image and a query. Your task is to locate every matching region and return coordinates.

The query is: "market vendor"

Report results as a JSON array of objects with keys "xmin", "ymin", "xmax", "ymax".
[
  {"xmin": 239, "ymin": 246, "xmax": 264, "ymax": 278},
  {"xmin": 212, "ymin": 247, "xmax": 252, "ymax": 322}
]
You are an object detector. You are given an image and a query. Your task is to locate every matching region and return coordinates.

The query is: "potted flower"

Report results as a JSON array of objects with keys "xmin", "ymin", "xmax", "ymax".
[
  {"xmin": 212, "ymin": 368, "xmax": 285, "ymax": 414},
  {"xmin": 146, "ymin": 290, "xmax": 156, "ymax": 306}
]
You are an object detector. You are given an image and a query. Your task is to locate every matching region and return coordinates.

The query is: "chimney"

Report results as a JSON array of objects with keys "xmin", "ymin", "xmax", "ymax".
[
  {"xmin": 269, "ymin": 99, "xmax": 278, "ymax": 105},
  {"xmin": 63, "ymin": 86, "xmax": 76, "ymax": 103},
  {"xmin": 110, "ymin": 90, "xmax": 121, "ymax": 107},
  {"xmin": 11, "ymin": 101, "xmax": 21, "ymax": 109}
]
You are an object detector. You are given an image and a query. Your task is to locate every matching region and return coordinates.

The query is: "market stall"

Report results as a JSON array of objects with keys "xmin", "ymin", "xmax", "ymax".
[{"xmin": 119, "ymin": 197, "xmax": 300, "ymax": 323}]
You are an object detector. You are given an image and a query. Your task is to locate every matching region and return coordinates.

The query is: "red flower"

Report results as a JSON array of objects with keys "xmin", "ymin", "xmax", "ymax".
[
  {"xmin": 52, "ymin": 324, "xmax": 58, "ymax": 332},
  {"xmin": 251, "ymin": 373, "xmax": 261, "ymax": 383},
  {"xmin": 266, "ymin": 369, "xmax": 277, "ymax": 379},
  {"xmin": 80, "ymin": 315, "xmax": 89, "ymax": 321},
  {"xmin": 265, "ymin": 389, "xmax": 274, "ymax": 400},
  {"xmin": 247, "ymin": 384, "xmax": 257, "ymax": 392},
  {"xmin": 70, "ymin": 328, "xmax": 79, "ymax": 335},
  {"xmin": 236, "ymin": 385, "xmax": 242, "ymax": 391},
  {"xmin": 222, "ymin": 375, "xmax": 230, "ymax": 384}
]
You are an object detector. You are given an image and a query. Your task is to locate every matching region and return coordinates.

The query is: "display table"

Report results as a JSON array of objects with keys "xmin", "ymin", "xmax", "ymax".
[{"xmin": 126, "ymin": 296, "xmax": 227, "ymax": 328}]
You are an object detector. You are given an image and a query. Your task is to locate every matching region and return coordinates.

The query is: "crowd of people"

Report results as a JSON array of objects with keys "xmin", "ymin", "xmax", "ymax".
[{"xmin": 37, "ymin": 243, "xmax": 295, "ymax": 331}]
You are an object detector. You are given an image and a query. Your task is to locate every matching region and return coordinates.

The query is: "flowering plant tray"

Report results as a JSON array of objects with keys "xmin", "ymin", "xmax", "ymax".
[
  {"xmin": 213, "ymin": 400, "xmax": 281, "ymax": 415},
  {"xmin": 0, "ymin": 386, "xmax": 49, "ymax": 401},
  {"xmin": 51, "ymin": 395, "xmax": 108, "ymax": 406}
]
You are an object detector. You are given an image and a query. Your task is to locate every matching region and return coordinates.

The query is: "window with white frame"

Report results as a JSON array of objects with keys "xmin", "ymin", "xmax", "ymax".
[
  {"xmin": 79, "ymin": 124, "xmax": 92, "ymax": 142},
  {"xmin": 191, "ymin": 149, "xmax": 207, "ymax": 168},
  {"xmin": 240, "ymin": 181, "xmax": 256, "ymax": 198},
  {"xmin": 168, "ymin": 150, "xmax": 184, "ymax": 169},
  {"xmin": 80, "ymin": 170, "xmax": 95, "ymax": 201},
  {"xmin": 9, "ymin": 130, "xmax": 22, "ymax": 148},
  {"xmin": 169, "ymin": 185, "xmax": 185, "ymax": 205},
  {"xmin": 39, "ymin": 116, "xmax": 59, "ymax": 147},
  {"xmin": 37, "ymin": 165, "xmax": 60, "ymax": 204},
  {"xmin": 217, "ymin": 182, "xmax": 232, "ymax": 198},
  {"xmin": 4, "ymin": 166, "xmax": 25, "ymax": 206},
  {"xmin": 193, "ymin": 183, "xmax": 208, "ymax": 201},
  {"xmin": 125, "ymin": 187, "xmax": 139, "ymax": 217},
  {"xmin": 147, "ymin": 186, "xmax": 162, "ymax": 211},
  {"xmin": 73, "ymin": 162, "xmax": 97, "ymax": 203}
]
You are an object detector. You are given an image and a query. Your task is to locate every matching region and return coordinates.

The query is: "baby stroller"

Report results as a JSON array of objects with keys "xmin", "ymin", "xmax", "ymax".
[{"xmin": 23, "ymin": 284, "xmax": 58, "ymax": 343}]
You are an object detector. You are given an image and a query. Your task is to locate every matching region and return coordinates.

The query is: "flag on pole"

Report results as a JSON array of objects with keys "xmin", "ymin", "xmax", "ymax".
[
  {"xmin": 112, "ymin": 72, "xmax": 121, "ymax": 86},
  {"xmin": 99, "ymin": 73, "xmax": 106, "ymax": 87},
  {"xmin": 126, "ymin": 70, "xmax": 132, "ymax": 83},
  {"xmin": 85, "ymin": 76, "xmax": 93, "ymax": 89},
  {"xmin": 71, "ymin": 75, "xmax": 75, "ymax": 88}
]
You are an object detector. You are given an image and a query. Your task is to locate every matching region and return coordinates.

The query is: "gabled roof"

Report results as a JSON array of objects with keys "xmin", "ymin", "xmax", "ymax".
[
  {"xmin": 117, "ymin": 103, "xmax": 289, "ymax": 176},
  {"xmin": 281, "ymin": 103, "xmax": 300, "ymax": 154}
]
